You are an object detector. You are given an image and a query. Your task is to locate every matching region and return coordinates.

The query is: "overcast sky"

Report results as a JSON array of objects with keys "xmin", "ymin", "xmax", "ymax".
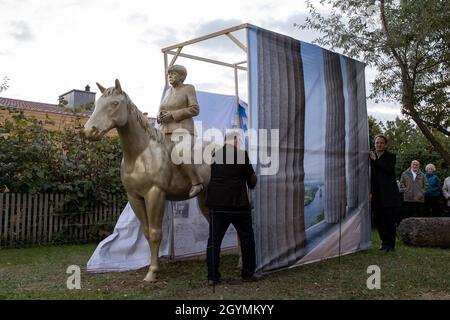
[{"xmin": 0, "ymin": 0, "xmax": 400, "ymax": 121}]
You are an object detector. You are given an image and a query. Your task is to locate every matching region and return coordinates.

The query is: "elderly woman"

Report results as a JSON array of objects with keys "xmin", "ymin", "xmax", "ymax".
[{"xmin": 424, "ymin": 163, "xmax": 441, "ymax": 217}]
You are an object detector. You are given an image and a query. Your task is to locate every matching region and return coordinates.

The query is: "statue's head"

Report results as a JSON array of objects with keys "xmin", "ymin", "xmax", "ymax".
[
  {"xmin": 83, "ymin": 79, "xmax": 129, "ymax": 140},
  {"xmin": 167, "ymin": 64, "xmax": 187, "ymax": 85}
]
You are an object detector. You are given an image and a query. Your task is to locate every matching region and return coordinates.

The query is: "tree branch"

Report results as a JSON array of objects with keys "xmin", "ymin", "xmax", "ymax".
[
  {"xmin": 379, "ymin": 0, "xmax": 411, "ymax": 81},
  {"xmin": 403, "ymin": 109, "xmax": 450, "ymax": 137}
]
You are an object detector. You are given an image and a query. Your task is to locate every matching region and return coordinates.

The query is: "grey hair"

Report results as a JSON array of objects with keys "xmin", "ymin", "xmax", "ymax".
[
  {"xmin": 425, "ymin": 163, "xmax": 436, "ymax": 171},
  {"xmin": 167, "ymin": 65, "xmax": 187, "ymax": 82}
]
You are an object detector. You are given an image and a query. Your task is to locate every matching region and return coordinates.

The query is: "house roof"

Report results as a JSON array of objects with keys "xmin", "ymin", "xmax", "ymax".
[
  {"xmin": 59, "ymin": 89, "xmax": 96, "ymax": 98},
  {"xmin": 0, "ymin": 97, "xmax": 157, "ymax": 122},
  {"xmin": 0, "ymin": 97, "xmax": 92, "ymax": 116}
]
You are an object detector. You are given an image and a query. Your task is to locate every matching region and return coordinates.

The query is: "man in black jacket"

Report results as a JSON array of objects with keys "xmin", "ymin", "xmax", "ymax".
[
  {"xmin": 205, "ymin": 131, "xmax": 257, "ymax": 285},
  {"xmin": 370, "ymin": 134, "xmax": 401, "ymax": 252}
]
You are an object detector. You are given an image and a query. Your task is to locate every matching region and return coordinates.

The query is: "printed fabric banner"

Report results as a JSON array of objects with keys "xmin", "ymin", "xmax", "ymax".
[{"xmin": 247, "ymin": 25, "xmax": 371, "ymax": 274}]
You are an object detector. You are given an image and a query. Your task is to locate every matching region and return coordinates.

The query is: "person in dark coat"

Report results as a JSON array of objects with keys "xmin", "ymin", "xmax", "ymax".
[
  {"xmin": 370, "ymin": 134, "xmax": 401, "ymax": 252},
  {"xmin": 205, "ymin": 130, "xmax": 257, "ymax": 285}
]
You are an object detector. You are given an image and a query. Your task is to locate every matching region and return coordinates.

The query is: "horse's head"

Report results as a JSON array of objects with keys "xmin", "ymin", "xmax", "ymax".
[{"xmin": 83, "ymin": 79, "xmax": 129, "ymax": 140}]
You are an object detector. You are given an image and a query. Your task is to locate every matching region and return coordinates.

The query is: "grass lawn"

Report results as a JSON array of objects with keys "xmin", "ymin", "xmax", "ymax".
[{"xmin": 0, "ymin": 231, "xmax": 449, "ymax": 300}]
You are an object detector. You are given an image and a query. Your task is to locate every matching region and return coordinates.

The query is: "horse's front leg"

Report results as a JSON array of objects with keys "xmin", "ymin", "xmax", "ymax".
[
  {"xmin": 143, "ymin": 185, "xmax": 166, "ymax": 282},
  {"xmin": 127, "ymin": 193, "xmax": 150, "ymax": 243}
]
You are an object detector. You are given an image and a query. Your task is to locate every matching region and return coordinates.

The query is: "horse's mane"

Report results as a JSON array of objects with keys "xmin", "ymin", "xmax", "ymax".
[{"xmin": 103, "ymin": 88, "xmax": 164, "ymax": 144}]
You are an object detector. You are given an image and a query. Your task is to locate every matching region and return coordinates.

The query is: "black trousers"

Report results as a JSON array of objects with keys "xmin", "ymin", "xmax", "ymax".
[
  {"xmin": 372, "ymin": 204, "xmax": 398, "ymax": 248},
  {"xmin": 404, "ymin": 201, "xmax": 424, "ymax": 218},
  {"xmin": 424, "ymin": 196, "xmax": 440, "ymax": 217},
  {"xmin": 206, "ymin": 209, "xmax": 256, "ymax": 281}
]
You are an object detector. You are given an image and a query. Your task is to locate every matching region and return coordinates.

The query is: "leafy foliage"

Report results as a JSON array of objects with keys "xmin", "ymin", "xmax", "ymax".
[
  {"xmin": 0, "ymin": 109, "xmax": 126, "ymax": 215},
  {"xmin": 368, "ymin": 115, "xmax": 384, "ymax": 147}
]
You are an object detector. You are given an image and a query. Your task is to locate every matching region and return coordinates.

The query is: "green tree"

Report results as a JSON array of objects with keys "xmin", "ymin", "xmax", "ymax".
[
  {"xmin": 300, "ymin": 0, "xmax": 450, "ymax": 165},
  {"xmin": 383, "ymin": 117, "xmax": 450, "ymax": 179},
  {"xmin": 368, "ymin": 115, "xmax": 384, "ymax": 146}
]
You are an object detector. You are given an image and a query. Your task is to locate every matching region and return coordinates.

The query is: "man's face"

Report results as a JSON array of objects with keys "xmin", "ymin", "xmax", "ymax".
[
  {"xmin": 426, "ymin": 166, "xmax": 434, "ymax": 174},
  {"xmin": 375, "ymin": 137, "xmax": 386, "ymax": 152},
  {"xmin": 411, "ymin": 161, "xmax": 420, "ymax": 172}
]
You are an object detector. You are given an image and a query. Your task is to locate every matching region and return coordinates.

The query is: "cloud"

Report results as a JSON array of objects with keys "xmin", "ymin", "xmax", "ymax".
[
  {"xmin": 259, "ymin": 12, "xmax": 323, "ymax": 44},
  {"xmin": 127, "ymin": 13, "xmax": 148, "ymax": 26},
  {"xmin": 190, "ymin": 18, "xmax": 246, "ymax": 53},
  {"xmin": 9, "ymin": 21, "xmax": 34, "ymax": 42},
  {"xmin": 194, "ymin": 18, "xmax": 244, "ymax": 37},
  {"xmin": 141, "ymin": 26, "xmax": 183, "ymax": 48},
  {"xmin": 367, "ymin": 101, "xmax": 401, "ymax": 122}
]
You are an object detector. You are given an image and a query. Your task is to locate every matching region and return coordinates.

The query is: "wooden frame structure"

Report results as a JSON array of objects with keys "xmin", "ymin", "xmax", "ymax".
[
  {"xmin": 161, "ymin": 23, "xmax": 251, "ymax": 127},
  {"xmin": 162, "ymin": 24, "xmax": 252, "ymax": 259}
]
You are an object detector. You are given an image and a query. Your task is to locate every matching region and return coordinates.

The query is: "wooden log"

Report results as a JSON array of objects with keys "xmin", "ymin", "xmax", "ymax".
[{"xmin": 398, "ymin": 217, "xmax": 450, "ymax": 248}]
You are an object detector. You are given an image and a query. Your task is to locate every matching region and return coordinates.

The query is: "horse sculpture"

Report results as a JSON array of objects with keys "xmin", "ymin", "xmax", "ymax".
[{"xmin": 83, "ymin": 79, "xmax": 211, "ymax": 282}]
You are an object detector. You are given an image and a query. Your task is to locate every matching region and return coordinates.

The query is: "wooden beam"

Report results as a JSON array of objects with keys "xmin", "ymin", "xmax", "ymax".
[
  {"xmin": 234, "ymin": 65, "xmax": 240, "ymax": 128},
  {"xmin": 161, "ymin": 23, "xmax": 249, "ymax": 53},
  {"xmin": 166, "ymin": 50, "xmax": 247, "ymax": 71},
  {"xmin": 169, "ymin": 47, "xmax": 183, "ymax": 67},
  {"xmin": 226, "ymin": 33, "xmax": 247, "ymax": 53},
  {"xmin": 245, "ymin": 27, "xmax": 252, "ymax": 133},
  {"xmin": 163, "ymin": 53, "xmax": 168, "ymax": 89}
]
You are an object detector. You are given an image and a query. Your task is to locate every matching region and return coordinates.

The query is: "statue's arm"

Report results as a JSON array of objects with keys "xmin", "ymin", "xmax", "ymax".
[{"xmin": 170, "ymin": 84, "xmax": 200, "ymax": 121}]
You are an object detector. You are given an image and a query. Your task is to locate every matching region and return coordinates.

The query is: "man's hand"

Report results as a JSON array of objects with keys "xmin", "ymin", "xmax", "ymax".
[
  {"xmin": 158, "ymin": 111, "xmax": 173, "ymax": 123},
  {"xmin": 369, "ymin": 151, "xmax": 377, "ymax": 161}
]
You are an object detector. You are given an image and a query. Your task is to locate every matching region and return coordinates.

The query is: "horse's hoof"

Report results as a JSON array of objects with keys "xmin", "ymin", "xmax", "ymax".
[{"xmin": 143, "ymin": 272, "xmax": 157, "ymax": 282}]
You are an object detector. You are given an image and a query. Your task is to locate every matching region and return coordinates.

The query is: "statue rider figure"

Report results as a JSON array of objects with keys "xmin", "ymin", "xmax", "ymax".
[{"xmin": 157, "ymin": 64, "xmax": 203, "ymax": 198}]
